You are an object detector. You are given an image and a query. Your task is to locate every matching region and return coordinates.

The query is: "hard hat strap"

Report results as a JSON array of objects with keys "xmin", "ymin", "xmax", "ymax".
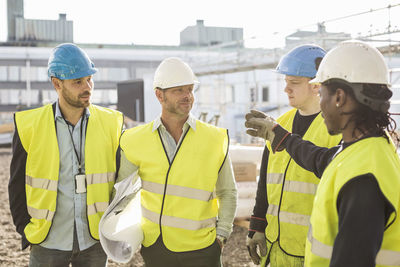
[
  {"xmin": 324, "ymin": 78, "xmax": 390, "ymax": 113},
  {"xmin": 351, "ymin": 83, "xmax": 390, "ymax": 113}
]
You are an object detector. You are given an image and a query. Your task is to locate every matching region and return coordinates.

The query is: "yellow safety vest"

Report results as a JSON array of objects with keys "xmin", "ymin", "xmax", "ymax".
[
  {"xmin": 15, "ymin": 104, "xmax": 123, "ymax": 244},
  {"xmin": 120, "ymin": 119, "xmax": 228, "ymax": 252},
  {"xmin": 305, "ymin": 136, "xmax": 400, "ymax": 267},
  {"xmin": 265, "ymin": 108, "xmax": 341, "ymax": 256}
]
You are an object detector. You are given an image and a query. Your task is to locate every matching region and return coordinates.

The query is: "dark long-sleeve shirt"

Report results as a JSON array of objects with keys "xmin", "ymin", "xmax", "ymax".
[
  {"xmin": 275, "ymin": 127, "xmax": 394, "ymax": 267},
  {"xmin": 9, "ymin": 117, "xmax": 31, "ymax": 250}
]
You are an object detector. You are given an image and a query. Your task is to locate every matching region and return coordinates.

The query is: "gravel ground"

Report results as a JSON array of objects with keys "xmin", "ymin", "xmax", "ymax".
[{"xmin": 0, "ymin": 147, "xmax": 255, "ymax": 266}]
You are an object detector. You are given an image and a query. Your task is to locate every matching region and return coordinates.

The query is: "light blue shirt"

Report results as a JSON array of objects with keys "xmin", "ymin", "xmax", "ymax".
[
  {"xmin": 117, "ymin": 113, "xmax": 237, "ymax": 238},
  {"xmin": 40, "ymin": 101, "xmax": 97, "ymax": 251}
]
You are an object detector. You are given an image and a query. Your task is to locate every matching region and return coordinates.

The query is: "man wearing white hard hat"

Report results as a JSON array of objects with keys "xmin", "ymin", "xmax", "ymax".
[
  {"xmin": 245, "ymin": 40, "xmax": 400, "ymax": 266},
  {"xmin": 114, "ymin": 57, "xmax": 237, "ymax": 267}
]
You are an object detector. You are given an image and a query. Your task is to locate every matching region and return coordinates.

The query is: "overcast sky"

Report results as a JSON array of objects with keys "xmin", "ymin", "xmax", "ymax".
[{"xmin": 1, "ymin": 0, "xmax": 400, "ymax": 48}]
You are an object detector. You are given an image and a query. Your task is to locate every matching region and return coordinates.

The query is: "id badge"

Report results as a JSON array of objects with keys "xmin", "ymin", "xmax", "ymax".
[{"xmin": 75, "ymin": 174, "xmax": 86, "ymax": 193}]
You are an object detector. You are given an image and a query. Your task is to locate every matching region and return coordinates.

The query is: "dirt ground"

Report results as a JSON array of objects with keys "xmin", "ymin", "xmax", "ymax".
[{"xmin": 0, "ymin": 147, "xmax": 256, "ymax": 267}]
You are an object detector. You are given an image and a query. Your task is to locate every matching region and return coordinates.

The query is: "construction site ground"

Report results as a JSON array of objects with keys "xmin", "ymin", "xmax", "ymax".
[{"xmin": 0, "ymin": 147, "xmax": 256, "ymax": 267}]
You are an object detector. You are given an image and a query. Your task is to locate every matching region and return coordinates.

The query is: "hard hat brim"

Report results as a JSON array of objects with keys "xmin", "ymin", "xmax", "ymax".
[{"xmin": 309, "ymin": 77, "xmax": 321, "ymax": 84}]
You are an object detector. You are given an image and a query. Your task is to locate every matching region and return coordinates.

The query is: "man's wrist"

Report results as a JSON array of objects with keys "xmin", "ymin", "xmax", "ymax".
[
  {"xmin": 271, "ymin": 124, "xmax": 291, "ymax": 153},
  {"xmin": 216, "ymin": 235, "xmax": 227, "ymax": 245}
]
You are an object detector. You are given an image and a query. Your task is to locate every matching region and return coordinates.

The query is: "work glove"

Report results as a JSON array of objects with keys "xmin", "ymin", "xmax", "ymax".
[
  {"xmin": 246, "ymin": 232, "xmax": 267, "ymax": 265},
  {"xmin": 245, "ymin": 109, "xmax": 277, "ymax": 143}
]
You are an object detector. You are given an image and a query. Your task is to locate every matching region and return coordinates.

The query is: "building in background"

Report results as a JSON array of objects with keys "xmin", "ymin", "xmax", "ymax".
[
  {"xmin": 7, "ymin": 0, "xmax": 73, "ymax": 43},
  {"xmin": 284, "ymin": 23, "xmax": 351, "ymax": 50},
  {"xmin": 180, "ymin": 20, "xmax": 244, "ymax": 48},
  {"xmin": 2, "ymin": 1, "xmax": 400, "ymax": 144}
]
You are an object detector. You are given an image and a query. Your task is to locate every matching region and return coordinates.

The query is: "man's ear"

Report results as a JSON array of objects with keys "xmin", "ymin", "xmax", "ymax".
[
  {"xmin": 51, "ymin": 77, "xmax": 62, "ymax": 92},
  {"xmin": 155, "ymin": 89, "xmax": 163, "ymax": 102},
  {"xmin": 311, "ymin": 83, "xmax": 321, "ymax": 95}
]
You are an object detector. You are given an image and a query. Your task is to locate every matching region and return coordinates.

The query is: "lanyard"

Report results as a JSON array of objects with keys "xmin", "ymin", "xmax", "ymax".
[{"xmin": 61, "ymin": 109, "xmax": 85, "ymax": 174}]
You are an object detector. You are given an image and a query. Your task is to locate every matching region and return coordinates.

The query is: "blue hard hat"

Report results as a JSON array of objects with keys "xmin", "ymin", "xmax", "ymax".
[
  {"xmin": 47, "ymin": 43, "xmax": 97, "ymax": 80},
  {"xmin": 276, "ymin": 44, "xmax": 326, "ymax": 78}
]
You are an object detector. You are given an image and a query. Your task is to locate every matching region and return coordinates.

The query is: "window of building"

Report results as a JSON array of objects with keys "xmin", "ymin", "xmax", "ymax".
[
  {"xmin": 20, "ymin": 66, "xmax": 43, "ymax": 81},
  {"xmin": 9, "ymin": 66, "xmax": 20, "ymax": 81},
  {"xmin": 96, "ymin": 68, "xmax": 129, "ymax": 82},
  {"xmin": 0, "ymin": 66, "xmax": 7, "ymax": 81},
  {"xmin": 250, "ymin": 87, "xmax": 257, "ymax": 103},
  {"xmin": 37, "ymin": 67, "xmax": 48, "ymax": 81},
  {"xmin": 262, "ymin": 86, "xmax": 269, "ymax": 102},
  {"xmin": 224, "ymin": 85, "xmax": 235, "ymax": 103}
]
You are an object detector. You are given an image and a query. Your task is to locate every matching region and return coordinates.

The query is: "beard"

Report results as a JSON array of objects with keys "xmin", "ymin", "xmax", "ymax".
[
  {"xmin": 162, "ymin": 93, "xmax": 193, "ymax": 116},
  {"xmin": 165, "ymin": 102, "xmax": 192, "ymax": 116},
  {"xmin": 61, "ymin": 88, "xmax": 91, "ymax": 108}
]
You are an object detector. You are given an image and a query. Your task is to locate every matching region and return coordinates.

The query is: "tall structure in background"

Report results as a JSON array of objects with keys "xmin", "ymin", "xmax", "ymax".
[
  {"xmin": 6, "ymin": 0, "xmax": 73, "ymax": 43},
  {"xmin": 285, "ymin": 23, "xmax": 351, "ymax": 50},
  {"xmin": 7, "ymin": 0, "xmax": 24, "ymax": 41},
  {"xmin": 180, "ymin": 20, "xmax": 243, "ymax": 48}
]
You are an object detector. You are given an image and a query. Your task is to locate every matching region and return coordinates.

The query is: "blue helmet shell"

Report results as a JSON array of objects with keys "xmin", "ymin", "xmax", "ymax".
[
  {"xmin": 48, "ymin": 43, "xmax": 97, "ymax": 80},
  {"xmin": 276, "ymin": 45, "xmax": 326, "ymax": 78}
]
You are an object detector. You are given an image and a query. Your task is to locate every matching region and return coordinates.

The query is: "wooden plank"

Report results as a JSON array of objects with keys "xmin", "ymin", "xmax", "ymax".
[{"xmin": 0, "ymin": 123, "xmax": 14, "ymax": 134}]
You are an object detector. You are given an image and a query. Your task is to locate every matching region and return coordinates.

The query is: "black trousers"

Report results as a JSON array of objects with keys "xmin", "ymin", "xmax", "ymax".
[{"xmin": 140, "ymin": 236, "xmax": 222, "ymax": 267}]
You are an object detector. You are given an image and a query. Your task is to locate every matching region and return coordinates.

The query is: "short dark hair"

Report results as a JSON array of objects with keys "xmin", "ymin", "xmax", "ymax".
[
  {"xmin": 324, "ymin": 80, "xmax": 398, "ymax": 144},
  {"xmin": 315, "ymin": 57, "xmax": 323, "ymax": 71}
]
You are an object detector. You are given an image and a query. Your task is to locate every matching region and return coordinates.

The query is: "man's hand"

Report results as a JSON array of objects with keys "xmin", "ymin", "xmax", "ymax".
[
  {"xmin": 246, "ymin": 232, "xmax": 267, "ymax": 265},
  {"xmin": 245, "ymin": 110, "xmax": 277, "ymax": 143},
  {"xmin": 245, "ymin": 109, "xmax": 267, "ymax": 120},
  {"xmin": 216, "ymin": 235, "xmax": 227, "ymax": 249}
]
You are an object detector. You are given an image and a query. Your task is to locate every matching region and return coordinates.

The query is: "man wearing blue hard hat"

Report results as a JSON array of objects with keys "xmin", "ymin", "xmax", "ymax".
[
  {"xmin": 245, "ymin": 45, "xmax": 341, "ymax": 266},
  {"xmin": 9, "ymin": 43, "xmax": 123, "ymax": 266}
]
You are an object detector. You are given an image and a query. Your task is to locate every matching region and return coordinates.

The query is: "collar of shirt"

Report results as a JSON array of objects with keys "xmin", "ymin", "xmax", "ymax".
[
  {"xmin": 152, "ymin": 113, "xmax": 197, "ymax": 132},
  {"xmin": 55, "ymin": 100, "xmax": 91, "ymax": 121}
]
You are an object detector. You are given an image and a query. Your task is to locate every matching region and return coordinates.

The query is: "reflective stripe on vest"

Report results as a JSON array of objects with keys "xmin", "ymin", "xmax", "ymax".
[
  {"xmin": 15, "ymin": 104, "xmax": 123, "ymax": 244},
  {"xmin": 87, "ymin": 202, "xmax": 109, "ymax": 216},
  {"xmin": 307, "ymin": 225, "xmax": 332, "ymax": 259},
  {"xmin": 268, "ymin": 173, "xmax": 318, "ymax": 195},
  {"xmin": 141, "ymin": 206, "xmax": 216, "ymax": 231},
  {"xmin": 306, "ymin": 136, "xmax": 400, "ymax": 267},
  {"xmin": 86, "ymin": 172, "xmax": 115, "ymax": 185},
  {"xmin": 267, "ymin": 204, "xmax": 310, "ymax": 227},
  {"xmin": 265, "ymin": 108, "xmax": 341, "ymax": 256},
  {"xmin": 26, "ymin": 175, "xmax": 58, "ymax": 191},
  {"xmin": 27, "ymin": 206, "xmax": 55, "ymax": 221},
  {"xmin": 142, "ymin": 180, "xmax": 215, "ymax": 202},
  {"xmin": 308, "ymin": 225, "xmax": 400, "ymax": 266}
]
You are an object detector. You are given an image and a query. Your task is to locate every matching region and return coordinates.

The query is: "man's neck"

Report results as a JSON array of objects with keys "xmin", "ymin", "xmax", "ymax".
[
  {"xmin": 160, "ymin": 113, "xmax": 189, "ymax": 143},
  {"xmin": 298, "ymin": 99, "xmax": 321, "ymax": 116},
  {"xmin": 59, "ymin": 101, "xmax": 85, "ymax": 126}
]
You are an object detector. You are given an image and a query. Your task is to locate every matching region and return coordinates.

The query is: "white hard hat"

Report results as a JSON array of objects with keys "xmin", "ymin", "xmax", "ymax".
[
  {"xmin": 153, "ymin": 57, "xmax": 199, "ymax": 90},
  {"xmin": 311, "ymin": 40, "xmax": 391, "ymax": 112},
  {"xmin": 101, "ymin": 192, "xmax": 143, "ymax": 263},
  {"xmin": 310, "ymin": 40, "xmax": 389, "ymax": 85}
]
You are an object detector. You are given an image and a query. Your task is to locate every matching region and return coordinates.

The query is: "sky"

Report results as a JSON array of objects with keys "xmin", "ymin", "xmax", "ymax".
[{"xmin": 1, "ymin": 0, "xmax": 400, "ymax": 48}]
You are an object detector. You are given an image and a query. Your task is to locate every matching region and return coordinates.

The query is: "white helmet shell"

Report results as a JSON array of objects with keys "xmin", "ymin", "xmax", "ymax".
[
  {"xmin": 153, "ymin": 57, "xmax": 199, "ymax": 90},
  {"xmin": 310, "ymin": 40, "xmax": 389, "ymax": 85}
]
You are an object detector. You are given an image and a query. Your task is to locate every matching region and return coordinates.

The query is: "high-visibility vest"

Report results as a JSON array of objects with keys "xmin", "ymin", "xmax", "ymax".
[
  {"xmin": 14, "ymin": 104, "xmax": 123, "ymax": 244},
  {"xmin": 265, "ymin": 108, "xmax": 341, "ymax": 256},
  {"xmin": 305, "ymin": 136, "xmax": 400, "ymax": 267},
  {"xmin": 120, "ymin": 119, "xmax": 229, "ymax": 252}
]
